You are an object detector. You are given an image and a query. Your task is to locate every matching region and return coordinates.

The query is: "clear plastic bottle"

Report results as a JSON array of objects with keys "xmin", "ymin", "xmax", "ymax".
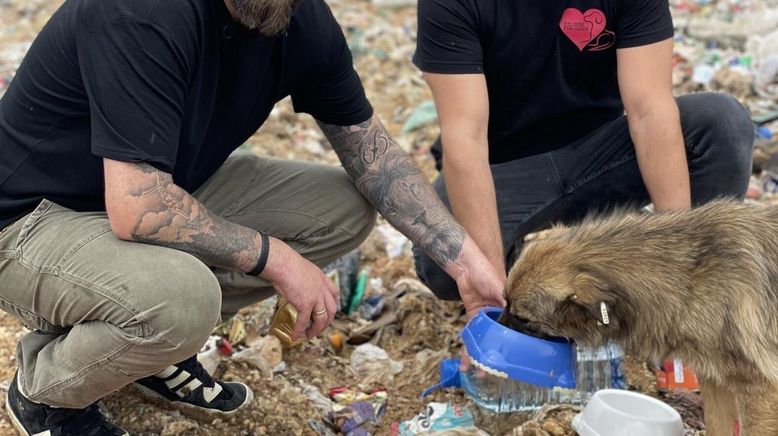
[{"xmin": 462, "ymin": 341, "xmax": 625, "ymax": 413}]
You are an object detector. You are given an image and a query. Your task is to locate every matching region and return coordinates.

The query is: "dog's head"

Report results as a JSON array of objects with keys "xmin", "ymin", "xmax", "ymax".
[{"xmin": 499, "ymin": 236, "xmax": 624, "ymax": 346}]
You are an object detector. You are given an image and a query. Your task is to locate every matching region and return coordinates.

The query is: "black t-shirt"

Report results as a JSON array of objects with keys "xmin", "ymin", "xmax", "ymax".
[
  {"xmin": 0, "ymin": 0, "xmax": 373, "ymax": 229},
  {"xmin": 414, "ymin": 0, "xmax": 673, "ymax": 164}
]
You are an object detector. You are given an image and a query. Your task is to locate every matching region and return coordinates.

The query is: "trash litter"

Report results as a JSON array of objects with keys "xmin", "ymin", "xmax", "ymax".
[
  {"xmin": 762, "ymin": 171, "xmax": 778, "ymax": 194},
  {"xmin": 390, "ymin": 403, "xmax": 485, "ymax": 436},
  {"xmin": 309, "ymin": 419, "xmax": 340, "ymax": 436},
  {"xmin": 253, "ymin": 335, "xmax": 283, "ymax": 367},
  {"xmin": 655, "ymin": 359, "xmax": 701, "ymax": 392},
  {"xmin": 372, "ymin": 0, "xmax": 417, "ymax": 9},
  {"xmin": 302, "ymin": 382, "xmax": 336, "ymax": 414},
  {"xmin": 213, "ymin": 316, "xmax": 246, "ymax": 346},
  {"xmin": 197, "ymin": 336, "xmax": 225, "ymax": 376},
  {"xmin": 232, "ymin": 335, "xmax": 283, "ymax": 377},
  {"xmin": 216, "ymin": 338, "xmax": 234, "ymax": 356},
  {"xmin": 358, "ymin": 295, "xmax": 385, "ymax": 321},
  {"xmin": 327, "ymin": 387, "xmax": 388, "ymax": 436},
  {"xmin": 327, "ymin": 332, "xmax": 344, "ymax": 352},
  {"xmin": 350, "ymin": 343, "xmax": 404, "ymax": 384},
  {"xmin": 347, "ymin": 308, "xmax": 398, "ymax": 345},
  {"xmin": 748, "ymin": 177, "xmax": 764, "ymax": 199},
  {"xmin": 231, "ymin": 347, "xmax": 271, "ymax": 374},
  {"xmin": 420, "ymin": 358, "xmax": 461, "ymax": 397},
  {"xmin": 324, "ymin": 250, "xmax": 361, "ymax": 312},
  {"xmin": 270, "ymin": 296, "xmax": 307, "ymax": 348},
  {"xmin": 402, "ymin": 100, "xmax": 438, "ymax": 133},
  {"xmin": 346, "ymin": 267, "xmax": 371, "ymax": 315},
  {"xmin": 750, "ymin": 28, "xmax": 778, "ymax": 99},
  {"xmin": 377, "ymin": 223, "xmax": 411, "ymax": 258}
]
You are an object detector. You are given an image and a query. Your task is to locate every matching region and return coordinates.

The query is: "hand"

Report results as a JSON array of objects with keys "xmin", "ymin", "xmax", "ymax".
[
  {"xmin": 444, "ymin": 236, "xmax": 506, "ymax": 369},
  {"xmin": 260, "ymin": 237, "xmax": 339, "ymax": 340},
  {"xmin": 447, "ymin": 236, "xmax": 507, "ymax": 320}
]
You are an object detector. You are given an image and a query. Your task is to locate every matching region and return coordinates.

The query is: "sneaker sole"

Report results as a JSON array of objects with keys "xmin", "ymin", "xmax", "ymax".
[
  {"xmin": 130, "ymin": 382, "xmax": 254, "ymax": 422},
  {"xmin": 5, "ymin": 391, "xmax": 30, "ymax": 436},
  {"xmin": 5, "ymin": 391, "xmax": 130, "ymax": 436}
]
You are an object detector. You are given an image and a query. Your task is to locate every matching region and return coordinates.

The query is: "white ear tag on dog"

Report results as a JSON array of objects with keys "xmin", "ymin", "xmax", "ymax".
[{"xmin": 600, "ymin": 302, "xmax": 610, "ymax": 325}]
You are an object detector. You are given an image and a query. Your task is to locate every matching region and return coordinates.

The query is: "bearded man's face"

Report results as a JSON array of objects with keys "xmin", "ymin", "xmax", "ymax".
[{"xmin": 232, "ymin": 0, "xmax": 303, "ymax": 36}]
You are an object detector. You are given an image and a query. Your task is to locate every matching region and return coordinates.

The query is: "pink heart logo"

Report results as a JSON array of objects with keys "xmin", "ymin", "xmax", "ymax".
[{"xmin": 559, "ymin": 8, "xmax": 607, "ymax": 51}]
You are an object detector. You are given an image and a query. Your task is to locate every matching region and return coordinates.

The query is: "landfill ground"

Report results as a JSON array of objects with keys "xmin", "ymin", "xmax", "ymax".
[{"xmin": 1, "ymin": 0, "xmax": 778, "ymax": 434}]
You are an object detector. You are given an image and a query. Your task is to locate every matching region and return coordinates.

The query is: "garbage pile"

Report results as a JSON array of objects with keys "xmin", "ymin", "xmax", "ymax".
[{"xmin": 669, "ymin": 0, "xmax": 778, "ymax": 206}]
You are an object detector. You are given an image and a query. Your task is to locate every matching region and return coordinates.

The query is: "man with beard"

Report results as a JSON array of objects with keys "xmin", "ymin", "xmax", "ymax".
[{"xmin": 0, "ymin": 0, "xmax": 505, "ymax": 434}]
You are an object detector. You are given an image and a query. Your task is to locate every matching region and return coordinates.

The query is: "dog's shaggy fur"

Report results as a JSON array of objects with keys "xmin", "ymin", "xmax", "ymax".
[{"xmin": 501, "ymin": 200, "xmax": 778, "ymax": 435}]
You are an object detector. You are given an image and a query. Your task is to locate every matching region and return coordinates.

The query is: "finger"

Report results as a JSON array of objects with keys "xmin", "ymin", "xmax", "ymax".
[
  {"xmin": 460, "ymin": 347, "xmax": 470, "ymax": 372},
  {"xmin": 292, "ymin": 304, "xmax": 312, "ymax": 341},
  {"xmin": 494, "ymin": 290, "xmax": 507, "ymax": 307},
  {"xmin": 324, "ymin": 292, "xmax": 337, "ymax": 325},
  {"xmin": 328, "ymin": 279, "xmax": 340, "ymax": 309},
  {"xmin": 307, "ymin": 301, "xmax": 329, "ymax": 339}
]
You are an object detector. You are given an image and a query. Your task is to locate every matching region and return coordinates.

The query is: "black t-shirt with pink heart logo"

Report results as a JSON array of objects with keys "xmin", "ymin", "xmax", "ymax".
[{"xmin": 414, "ymin": 0, "xmax": 674, "ymax": 164}]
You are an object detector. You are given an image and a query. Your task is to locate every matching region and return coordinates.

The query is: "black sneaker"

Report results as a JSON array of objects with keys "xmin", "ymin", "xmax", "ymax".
[
  {"xmin": 133, "ymin": 355, "xmax": 253, "ymax": 419},
  {"xmin": 5, "ymin": 374, "xmax": 128, "ymax": 436}
]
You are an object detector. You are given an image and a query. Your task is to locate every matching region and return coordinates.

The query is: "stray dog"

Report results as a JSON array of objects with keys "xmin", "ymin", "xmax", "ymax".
[{"xmin": 499, "ymin": 200, "xmax": 778, "ymax": 435}]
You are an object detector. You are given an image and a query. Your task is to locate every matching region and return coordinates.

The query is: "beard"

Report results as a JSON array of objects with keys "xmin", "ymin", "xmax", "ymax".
[{"xmin": 231, "ymin": 0, "xmax": 303, "ymax": 36}]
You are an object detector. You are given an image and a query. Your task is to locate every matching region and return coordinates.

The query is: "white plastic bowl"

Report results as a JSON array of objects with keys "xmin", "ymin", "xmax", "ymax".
[{"xmin": 572, "ymin": 389, "xmax": 683, "ymax": 436}]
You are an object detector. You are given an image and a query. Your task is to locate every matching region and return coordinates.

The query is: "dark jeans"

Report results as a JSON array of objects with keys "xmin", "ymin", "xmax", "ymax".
[{"xmin": 414, "ymin": 92, "xmax": 755, "ymax": 300}]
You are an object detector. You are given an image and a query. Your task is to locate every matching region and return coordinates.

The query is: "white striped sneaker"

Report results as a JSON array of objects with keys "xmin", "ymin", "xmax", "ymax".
[{"xmin": 134, "ymin": 355, "xmax": 253, "ymax": 418}]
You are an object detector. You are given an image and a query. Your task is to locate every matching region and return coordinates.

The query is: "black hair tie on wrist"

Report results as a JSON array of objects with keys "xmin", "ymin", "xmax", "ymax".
[{"xmin": 249, "ymin": 232, "xmax": 270, "ymax": 276}]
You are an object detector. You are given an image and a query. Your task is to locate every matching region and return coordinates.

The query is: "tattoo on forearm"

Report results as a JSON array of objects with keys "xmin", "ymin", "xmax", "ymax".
[
  {"xmin": 128, "ymin": 163, "xmax": 260, "ymax": 272},
  {"xmin": 318, "ymin": 117, "xmax": 465, "ymax": 267}
]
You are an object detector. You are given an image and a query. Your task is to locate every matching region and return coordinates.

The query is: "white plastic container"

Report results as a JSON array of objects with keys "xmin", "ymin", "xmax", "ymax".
[{"xmin": 572, "ymin": 389, "xmax": 683, "ymax": 436}]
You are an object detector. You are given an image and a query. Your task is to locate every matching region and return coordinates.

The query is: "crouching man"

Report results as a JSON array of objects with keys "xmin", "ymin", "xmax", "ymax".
[{"xmin": 0, "ymin": 0, "xmax": 504, "ymax": 434}]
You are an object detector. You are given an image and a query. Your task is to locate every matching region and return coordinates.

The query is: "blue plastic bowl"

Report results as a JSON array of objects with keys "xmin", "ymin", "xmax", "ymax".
[{"xmin": 461, "ymin": 308, "xmax": 577, "ymax": 388}]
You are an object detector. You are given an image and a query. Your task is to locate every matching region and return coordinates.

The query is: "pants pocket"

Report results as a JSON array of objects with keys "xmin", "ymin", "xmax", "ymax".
[
  {"xmin": 14, "ymin": 199, "xmax": 112, "ymax": 272},
  {"xmin": 0, "ymin": 296, "xmax": 66, "ymax": 333}
]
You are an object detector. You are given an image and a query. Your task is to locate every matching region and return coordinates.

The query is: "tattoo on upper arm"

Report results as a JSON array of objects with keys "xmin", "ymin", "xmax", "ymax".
[
  {"xmin": 126, "ymin": 163, "xmax": 260, "ymax": 271},
  {"xmin": 318, "ymin": 118, "xmax": 465, "ymax": 267}
]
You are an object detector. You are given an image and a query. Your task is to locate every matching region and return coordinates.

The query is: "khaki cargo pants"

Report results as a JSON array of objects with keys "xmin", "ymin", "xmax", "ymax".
[{"xmin": 0, "ymin": 153, "xmax": 375, "ymax": 408}]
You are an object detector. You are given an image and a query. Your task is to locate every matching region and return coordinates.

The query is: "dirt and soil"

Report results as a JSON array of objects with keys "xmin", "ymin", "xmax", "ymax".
[{"xmin": 1, "ymin": 0, "xmax": 777, "ymax": 434}]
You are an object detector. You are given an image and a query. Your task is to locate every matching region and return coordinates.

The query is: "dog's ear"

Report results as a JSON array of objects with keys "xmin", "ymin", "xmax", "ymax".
[
  {"xmin": 554, "ymin": 284, "xmax": 619, "ymax": 329},
  {"xmin": 553, "ymin": 293, "xmax": 593, "ymax": 330}
]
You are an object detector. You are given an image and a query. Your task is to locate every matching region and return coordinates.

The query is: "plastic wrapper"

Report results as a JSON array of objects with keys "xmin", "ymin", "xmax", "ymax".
[{"xmin": 391, "ymin": 403, "xmax": 483, "ymax": 435}]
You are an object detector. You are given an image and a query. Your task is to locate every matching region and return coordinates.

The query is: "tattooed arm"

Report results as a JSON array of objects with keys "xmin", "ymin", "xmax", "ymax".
[
  {"xmin": 318, "ymin": 116, "xmax": 506, "ymax": 317},
  {"xmin": 104, "ymin": 160, "xmax": 262, "ymax": 271},
  {"xmin": 103, "ymin": 158, "xmax": 339, "ymax": 338}
]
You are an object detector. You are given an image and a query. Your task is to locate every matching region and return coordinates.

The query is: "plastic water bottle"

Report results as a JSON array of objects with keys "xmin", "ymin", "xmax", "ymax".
[
  {"xmin": 460, "ymin": 368, "xmax": 556, "ymax": 413},
  {"xmin": 461, "ymin": 341, "xmax": 625, "ymax": 413},
  {"xmin": 569, "ymin": 342, "xmax": 626, "ymax": 404}
]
